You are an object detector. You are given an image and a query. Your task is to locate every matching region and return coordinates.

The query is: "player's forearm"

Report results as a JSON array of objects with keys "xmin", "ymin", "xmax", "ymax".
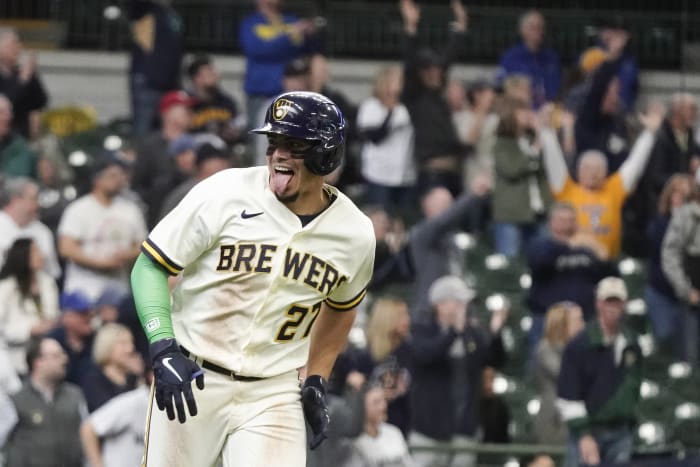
[
  {"xmin": 306, "ymin": 305, "xmax": 357, "ymax": 380},
  {"xmin": 131, "ymin": 253, "xmax": 175, "ymax": 343}
]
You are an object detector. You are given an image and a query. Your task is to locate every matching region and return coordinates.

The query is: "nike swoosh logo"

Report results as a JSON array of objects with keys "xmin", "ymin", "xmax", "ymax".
[
  {"xmin": 241, "ymin": 210, "xmax": 264, "ymax": 219},
  {"xmin": 162, "ymin": 357, "xmax": 183, "ymax": 382}
]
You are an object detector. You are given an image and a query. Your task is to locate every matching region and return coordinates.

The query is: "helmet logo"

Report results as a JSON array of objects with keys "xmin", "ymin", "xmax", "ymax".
[{"xmin": 272, "ymin": 99, "xmax": 294, "ymax": 121}]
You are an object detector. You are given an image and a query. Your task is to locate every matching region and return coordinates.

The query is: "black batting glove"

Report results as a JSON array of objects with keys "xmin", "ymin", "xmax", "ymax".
[
  {"xmin": 301, "ymin": 375, "xmax": 330, "ymax": 449},
  {"xmin": 150, "ymin": 338, "xmax": 205, "ymax": 424}
]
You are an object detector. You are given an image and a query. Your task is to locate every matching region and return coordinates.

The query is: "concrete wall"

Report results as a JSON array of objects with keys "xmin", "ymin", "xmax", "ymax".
[{"xmin": 37, "ymin": 50, "xmax": 700, "ymax": 123}]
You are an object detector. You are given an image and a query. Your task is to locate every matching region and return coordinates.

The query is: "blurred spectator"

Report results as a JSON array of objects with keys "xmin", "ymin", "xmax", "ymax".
[
  {"xmin": 662, "ymin": 174, "xmax": 700, "ymax": 363},
  {"xmin": 94, "ymin": 288, "xmax": 128, "ymax": 325},
  {"xmin": 526, "ymin": 202, "xmax": 615, "ymax": 349},
  {"xmin": 0, "ymin": 28, "xmax": 48, "ymax": 139},
  {"xmin": 409, "ymin": 276, "xmax": 507, "ymax": 467},
  {"xmin": 159, "ymin": 137, "xmax": 232, "ymax": 219},
  {"xmin": 355, "ymin": 385, "xmax": 414, "ymax": 467},
  {"xmin": 645, "ymin": 93, "xmax": 699, "ymax": 208},
  {"xmin": 239, "ymin": 0, "xmax": 319, "ymax": 131},
  {"xmin": 82, "ymin": 323, "xmax": 142, "ymax": 413},
  {"xmin": 127, "ymin": 0, "xmax": 184, "ymax": 136},
  {"xmin": 186, "ymin": 54, "xmax": 245, "ymax": 146},
  {"xmin": 496, "ymin": 10, "xmax": 560, "ymax": 108},
  {"xmin": 533, "ymin": 302, "xmax": 584, "ymax": 445},
  {"xmin": 539, "ymin": 105, "xmax": 662, "ymax": 259},
  {"xmin": 58, "ymin": 157, "xmax": 147, "ymax": 301},
  {"xmin": 478, "ymin": 366, "xmax": 511, "ymax": 443},
  {"xmin": 366, "ymin": 297, "xmax": 412, "ymax": 437},
  {"xmin": 253, "ymin": 58, "xmax": 312, "ymax": 166},
  {"xmin": 35, "ymin": 152, "xmax": 76, "ymax": 236},
  {"xmin": 47, "ymin": 292, "xmax": 96, "ymax": 386},
  {"xmin": 449, "ymin": 79, "xmax": 498, "ymax": 189},
  {"xmin": 564, "ymin": 47, "xmax": 609, "ymax": 116},
  {"xmin": 80, "ymin": 373, "xmax": 151, "ymax": 467},
  {"xmin": 357, "ymin": 66, "xmax": 415, "ymax": 214},
  {"xmin": 557, "ymin": 277, "xmax": 642, "ymax": 467},
  {"xmin": 132, "ymin": 90, "xmax": 193, "ymax": 227},
  {"xmin": 3, "ymin": 336, "xmax": 86, "ymax": 467},
  {"xmin": 328, "ymin": 341, "xmax": 374, "ymax": 398},
  {"xmin": 0, "ymin": 387, "xmax": 18, "ymax": 448},
  {"xmin": 0, "ymin": 94, "xmax": 36, "ymax": 178},
  {"xmin": 0, "ymin": 176, "xmax": 61, "ymax": 278},
  {"xmin": 597, "ymin": 17, "xmax": 639, "ymax": 113},
  {"xmin": 645, "ymin": 174, "xmax": 694, "ymax": 358},
  {"xmin": 574, "ymin": 31, "xmax": 630, "ymax": 173},
  {"xmin": 409, "ymin": 185, "xmax": 488, "ymax": 315},
  {"xmin": 502, "ymin": 74, "xmax": 533, "ymax": 107},
  {"xmin": 400, "ymin": 0, "xmax": 468, "ymax": 197},
  {"xmin": 492, "ymin": 98, "xmax": 550, "ymax": 257},
  {"xmin": 526, "ymin": 455, "xmax": 556, "ymax": 467},
  {"xmin": 0, "ymin": 238, "xmax": 59, "ymax": 374},
  {"xmin": 365, "ymin": 207, "xmax": 413, "ymax": 292}
]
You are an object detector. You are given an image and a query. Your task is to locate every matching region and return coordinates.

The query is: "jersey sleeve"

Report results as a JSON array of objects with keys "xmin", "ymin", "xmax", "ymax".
[
  {"xmin": 326, "ymin": 227, "xmax": 376, "ymax": 311},
  {"xmin": 141, "ymin": 178, "xmax": 225, "ymax": 275}
]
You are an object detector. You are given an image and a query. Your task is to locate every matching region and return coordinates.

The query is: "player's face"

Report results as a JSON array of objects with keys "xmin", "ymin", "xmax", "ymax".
[{"xmin": 266, "ymin": 134, "xmax": 317, "ymax": 203}]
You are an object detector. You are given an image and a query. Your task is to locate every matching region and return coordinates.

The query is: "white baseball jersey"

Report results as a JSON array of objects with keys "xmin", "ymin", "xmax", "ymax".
[{"xmin": 141, "ymin": 166, "xmax": 375, "ymax": 378}]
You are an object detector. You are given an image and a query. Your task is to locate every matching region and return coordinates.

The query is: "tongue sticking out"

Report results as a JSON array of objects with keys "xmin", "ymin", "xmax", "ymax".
[{"xmin": 271, "ymin": 171, "xmax": 293, "ymax": 195}]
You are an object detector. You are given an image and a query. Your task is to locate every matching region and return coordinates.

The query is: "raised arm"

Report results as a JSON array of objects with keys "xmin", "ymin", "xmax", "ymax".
[
  {"xmin": 538, "ymin": 126, "xmax": 569, "ymax": 194},
  {"xmin": 619, "ymin": 105, "xmax": 664, "ymax": 191}
]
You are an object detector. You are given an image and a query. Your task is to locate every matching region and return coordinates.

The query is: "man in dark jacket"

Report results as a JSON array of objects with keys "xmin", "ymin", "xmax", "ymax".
[
  {"xmin": 409, "ymin": 275, "xmax": 507, "ymax": 467},
  {"xmin": 527, "ymin": 202, "xmax": 617, "ymax": 353},
  {"xmin": 400, "ymin": 0, "xmax": 468, "ymax": 197}
]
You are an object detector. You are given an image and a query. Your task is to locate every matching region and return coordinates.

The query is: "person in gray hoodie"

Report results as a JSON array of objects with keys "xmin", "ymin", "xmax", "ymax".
[{"xmin": 662, "ymin": 169, "xmax": 700, "ymax": 362}]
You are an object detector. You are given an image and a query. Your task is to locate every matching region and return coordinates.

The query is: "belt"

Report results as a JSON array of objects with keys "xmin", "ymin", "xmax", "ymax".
[{"xmin": 180, "ymin": 347, "xmax": 263, "ymax": 382}]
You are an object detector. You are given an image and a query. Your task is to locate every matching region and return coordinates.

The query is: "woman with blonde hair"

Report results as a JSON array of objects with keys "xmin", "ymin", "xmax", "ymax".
[
  {"xmin": 366, "ymin": 297, "xmax": 412, "ymax": 437},
  {"xmin": 82, "ymin": 322, "xmax": 143, "ymax": 412},
  {"xmin": 533, "ymin": 301, "xmax": 584, "ymax": 444},
  {"xmin": 357, "ymin": 65, "xmax": 416, "ymax": 214},
  {"xmin": 646, "ymin": 174, "xmax": 694, "ymax": 358}
]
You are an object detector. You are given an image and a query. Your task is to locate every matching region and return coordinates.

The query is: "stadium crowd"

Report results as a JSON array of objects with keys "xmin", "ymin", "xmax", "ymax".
[{"xmin": 0, "ymin": 0, "xmax": 700, "ymax": 466}]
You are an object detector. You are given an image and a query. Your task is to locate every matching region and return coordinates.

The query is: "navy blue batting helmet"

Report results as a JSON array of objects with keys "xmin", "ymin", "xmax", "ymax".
[{"xmin": 251, "ymin": 91, "xmax": 346, "ymax": 176}]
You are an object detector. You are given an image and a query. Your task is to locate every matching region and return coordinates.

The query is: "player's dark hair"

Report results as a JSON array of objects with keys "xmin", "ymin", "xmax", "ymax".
[{"xmin": 0, "ymin": 237, "xmax": 34, "ymax": 298}]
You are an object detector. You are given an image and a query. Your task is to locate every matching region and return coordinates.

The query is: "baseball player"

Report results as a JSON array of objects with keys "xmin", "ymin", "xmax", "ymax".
[{"xmin": 130, "ymin": 91, "xmax": 375, "ymax": 467}]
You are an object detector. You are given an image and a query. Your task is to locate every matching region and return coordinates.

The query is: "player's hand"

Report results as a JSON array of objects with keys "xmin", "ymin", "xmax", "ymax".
[
  {"xmin": 150, "ymin": 339, "xmax": 205, "ymax": 424},
  {"xmin": 301, "ymin": 375, "xmax": 330, "ymax": 450},
  {"xmin": 578, "ymin": 434, "xmax": 600, "ymax": 466}
]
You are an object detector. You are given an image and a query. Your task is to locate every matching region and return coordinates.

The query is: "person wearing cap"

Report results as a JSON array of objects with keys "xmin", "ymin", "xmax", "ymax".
[
  {"xmin": 662, "ymin": 175, "xmax": 700, "ymax": 362},
  {"xmin": 47, "ymin": 292, "xmax": 97, "ymax": 386},
  {"xmin": 409, "ymin": 275, "xmax": 507, "ymax": 467},
  {"xmin": 158, "ymin": 136, "xmax": 232, "ymax": 220},
  {"xmin": 57, "ymin": 156, "xmax": 147, "ymax": 303},
  {"xmin": 557, "ymin": 277, "xmax": 642, "ymax": 467},
  {"xmin": 131, "ymin": 90, "xmax": 193, "ymax": 228},
  {"xmin": 400, "ymin": 0, "xmax": 469, "ymax": 197},
  {"xmin": 496, "ymin": 10, "xmax": 561, "ymax": 109},
  {"xmin": 186, "ymin": 54, "xmax": 244, "ymax": 146}
]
